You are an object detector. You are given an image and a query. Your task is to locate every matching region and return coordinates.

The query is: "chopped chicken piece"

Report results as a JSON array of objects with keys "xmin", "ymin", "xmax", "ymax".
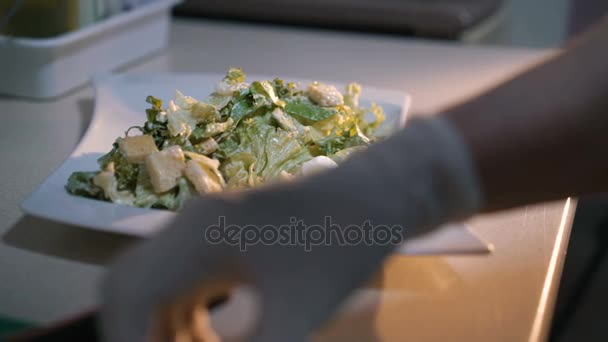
[
  {"xmin": 118, "ymin": 135, "xmax": 159, "ymax": 163},
  {"xmin": 307, "ymin": 82, "xmax": 344, "ymax": 107},
  {"xmin": 195, "ymin": 138, "xmax": 219, "ymax": 155},
  {"xmin": 145, "ymin": 146, "xmax": 186, "ymax": 193},
  {"xmin": 184, "ymin": 160, "xmax": 224, "ymax": 194}
]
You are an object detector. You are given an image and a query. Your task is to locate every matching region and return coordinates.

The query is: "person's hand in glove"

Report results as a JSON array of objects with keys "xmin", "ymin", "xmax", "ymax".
[{"xmin": 100, "ymin": 18, "xmax": 608, "ymax": 342}]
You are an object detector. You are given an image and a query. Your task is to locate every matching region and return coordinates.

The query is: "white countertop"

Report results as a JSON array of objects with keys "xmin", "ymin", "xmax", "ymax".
[{"xmin": 0, "ymin": 18, "xmax": 574, "ymax": 341}]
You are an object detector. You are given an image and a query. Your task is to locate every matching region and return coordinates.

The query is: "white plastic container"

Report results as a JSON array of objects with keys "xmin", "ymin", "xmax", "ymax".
[{"xmin": 0, "ymin": 0, "xmax": 181, "ymax": 99}]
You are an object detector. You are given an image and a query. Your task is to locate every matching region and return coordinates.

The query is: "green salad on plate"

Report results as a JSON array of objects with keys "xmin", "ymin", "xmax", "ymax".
[{"xmin": 66, "ymin": 68, "xmax": 386, "ymax": 210}]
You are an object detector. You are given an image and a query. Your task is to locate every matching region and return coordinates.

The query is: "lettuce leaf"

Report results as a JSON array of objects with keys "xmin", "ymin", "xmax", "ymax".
[
  {"xmin": 191, "ymin": 102, "xmax": 220, "ymax": 124},
  {"xmin": 272, "ymin": 78, "xmax": 303, "ymax": 99},
  {"xmin": 206, "ymin": 93, "xmax": 232, "ymax": 110},
  {"xmin": 251, "ymin": 81, "xmax": 285, "ymax": 108},
  {"xmin": 225, "ymin": 67, "xmax": 246, "ymax": 84},
  {"xmin": 96, "ymin": 140, "xmax": 140, "ymax": 191},
  {"xmin": 202, "ymin": 118, "xmax": 235, "ymax": 138},
  {"xmin": 229, "ymin": 81, "xmax": 286, "ymax": 124},
  {"xmin": 163, "ymin": 134, "xmax": 194, "ymax": 152},
  {"xmin": 93, "ymin": 171, "xmax": 135, "ymax": 205},
  {"xmin": 260, "ymin": 128, "xmax": 311, "ymax": 180},
  {"xmin": 65, "ymin": 171, "xmax": 105, "ymax": 200},
  {"xmin": 145, "ymin": 95, "xmax": 163, "ymax": 122},
  {"xmin": 222, "ymin": 153, "xmax": 259, "ymax": 188},
  {"xmin": 149, "ymin": 178, "xmax": 193, "ymax": 210},
  {"xmin": 312, "ymin": 131, "xmax": 371, "ymax": 155},
  {"xmin": 284, "ymin": 97, "xmax": 336, "ymax": 122},
  {"xmin": 215, "ymin": 68, "xmax": 249, "ymax": 96},
  {"xmin": 134, "ymin": 168, "xmax": 193, "ymax": 210},
  {"xmin": 343, "ymin": 83, "xmax": 361, "ymax": 109},
  {"xmin": 230, "ymin": 92, "xmax": 258, "ymax": 123},
  {"xmin": 218, "ymin": 119, "xmax": 312, "ymax": 188}
]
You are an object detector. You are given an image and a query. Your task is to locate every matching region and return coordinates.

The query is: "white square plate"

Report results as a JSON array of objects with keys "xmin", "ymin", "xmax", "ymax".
[{"xmin": 21, "ymin": 73, "xmax": 491, "ymax": 255}]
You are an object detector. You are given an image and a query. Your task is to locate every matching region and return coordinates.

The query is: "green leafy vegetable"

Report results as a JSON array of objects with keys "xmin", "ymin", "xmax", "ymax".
[
  {"xmin": 206, "ymin": 93, "xmax": 232, "ymax": 109},
  {"xmin": 163, "ymin": 134, "xmax": 194, "ymax": 152},
  {"xmin": 271, "ymin": 108, "xmax": 297, "ymax": 132},
  {"xmin": 229, "ymin": 93, "xmax": 255, "ymax": 122},
  {"xmin": 218, "ymin": 117, "xmax": 313, "ymax": 187},
  {"xmin": 114, "ymin": 159, "xmax": 140, "ymax": 191},
  {"xmin": 202, "ymin": 118, "xmax": 234, "ymax": 138},
  {"xmin": 97, "ymin": 142, "xmax": 119, "ymax": 169},
  {"xmin": 284, "ymin": 97, "xmax": 336, "ymax": 122},
  {"xmin": 228, "ymin": 91, "xmax": 273, "ymax": 124},
  {"xmin": 251, "ymin": 81, "xmax": 286, "ymax": 108},
  {"xmin": 66, "ymin": 67, "xmax": 387, "ymax": 211},
  {"xmin": 146, "ymin": 95, "xmax": 162, "ymax": 109},
  {"xmin": 134, "ymin": 169, "xmax": 193, "ymax": 210},
  {"xmin": 145, "ymin": 95, "xmax": 163, "ymax": 122},
  {"xmin": 225, "ymin": 67, "xmax": 246, "ymax": 84},
  {"xmin": 272, "ymin": 78, "xmax": 302, "ymax": 99},
  {"xmin": 191, "ymin": 102, "xmax": 220, "ymax": 124},
  {"xmin": 65, "ymin": 172, "xmax": 105, "ymax": 200},
  {"xmin": 96, "ymin": 140, "xmax": 140, "ymax": 191}
]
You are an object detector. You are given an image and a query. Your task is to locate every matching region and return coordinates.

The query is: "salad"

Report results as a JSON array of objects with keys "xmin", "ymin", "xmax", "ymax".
[{"xmin": 66, "ymin": 68, "xmax": 386, "ymax": 210}]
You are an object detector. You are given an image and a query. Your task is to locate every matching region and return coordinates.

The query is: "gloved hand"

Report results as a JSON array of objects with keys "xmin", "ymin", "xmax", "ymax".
[{"xmin": 100, "ymin": 116, "xmax": 482, "ymax": 342}]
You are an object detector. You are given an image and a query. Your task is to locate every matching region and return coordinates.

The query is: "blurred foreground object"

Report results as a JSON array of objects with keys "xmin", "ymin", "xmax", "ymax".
[{"xmin": 0, "ymin": 0, "xmax": 180, "ymax": 99}]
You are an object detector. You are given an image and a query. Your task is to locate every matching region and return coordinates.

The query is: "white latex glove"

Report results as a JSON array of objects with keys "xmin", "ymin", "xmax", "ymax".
[{"xmin": 100, "ymin": 116, "xmax": 482, "ymax": 342}]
